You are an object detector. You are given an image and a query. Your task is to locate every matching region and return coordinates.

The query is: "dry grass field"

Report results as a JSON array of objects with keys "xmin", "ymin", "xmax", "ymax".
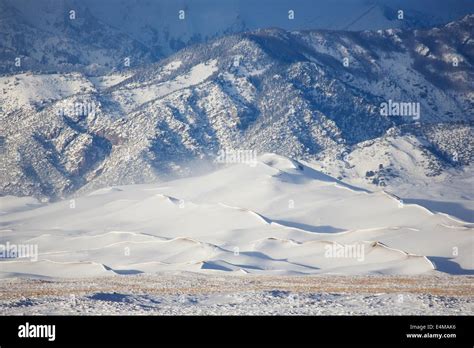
[{"xmin": 0, "ymin": 273, "xmax": 472, "ymax": 315}]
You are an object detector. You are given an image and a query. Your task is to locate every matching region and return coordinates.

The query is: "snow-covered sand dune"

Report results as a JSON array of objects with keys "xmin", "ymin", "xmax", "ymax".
[{"xmin": 0, "ymin": 154, "xmax": 472, "ymax": 278}]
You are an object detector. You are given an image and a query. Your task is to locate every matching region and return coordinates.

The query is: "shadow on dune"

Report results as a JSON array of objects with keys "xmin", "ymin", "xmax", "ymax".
[
  {"xmin": 103, "ymin": 264, "xmax": 144, "ymax": 275},
  {"xmin": 273, "ymin": 220, "xmax": 345, "ymax": 233},
  {"xmin": 272, "ymin": 163, "xmax": 371, "ymax": 194},
  {"xmin": 428, "ymin": 256, "xmax": 474, "ymax": 275},
  {"xmin": 403, "ymin": 198, "xmax": 473, "ymax": 223},
  {"xmin": 111, "ymin": 269, "xmax": 144, "ymax": 275}
]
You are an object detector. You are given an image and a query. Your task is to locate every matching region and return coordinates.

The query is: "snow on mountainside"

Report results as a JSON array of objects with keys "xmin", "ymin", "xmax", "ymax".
[
  {"xmin": 83, "ymin": 0, "xmax": 473, "ymax": 56},
  {"xmin": 2, "ymin": 0, "xmax": 474, "ymax": 74},
  {"xmin": 1, "ymin": 154, "xmax": 472, "ymax": 278},
  {"xmin": 0, "ymin": 0, "xmax": 156, "ymax": 75},
  {"xmin": 0, "ymin": 73, "xmax": 95, "ymax": 112},
  {"xmin": 308, "ymin": 133, "xmax": 474, "ymax": 222},
  {"xmin": 0, "ymin": 16, "xmax": 472, "ymax": 202}
]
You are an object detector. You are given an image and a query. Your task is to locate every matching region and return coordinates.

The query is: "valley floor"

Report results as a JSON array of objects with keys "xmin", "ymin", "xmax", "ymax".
[{"xmin": 0, "ymin": 272, "xmax": 472, "ymax": 315}]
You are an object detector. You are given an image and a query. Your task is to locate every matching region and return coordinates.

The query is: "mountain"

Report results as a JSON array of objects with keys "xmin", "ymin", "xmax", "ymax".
[
  {"xmin": 2, "ymin": 0, "xmax": 474, "ymax": 74},
  {"xmin": 0, "ymin": 0, "xmax": 156, "ymax": 75},
  {"xmin": 0, "ymin": 15, "xmax": 472, "ymax": 201},
  {"xmin": 82, "ymin": 0, "xmax": 474, "ymax": 55},
  {"xmin": 1, "ymin": 153, "xmax": 472, "ymax": 278}
]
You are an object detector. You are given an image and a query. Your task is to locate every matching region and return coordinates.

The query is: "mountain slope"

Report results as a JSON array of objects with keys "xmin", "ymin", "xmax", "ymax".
[
  {"xmin": 2, "ymin": 0, "xmax": 474, "ymax": 74},
  {"xmin": 0, "ymin": 16, "xmax": 472, "ymax": 200},
  {"xmin": 0, "ymin": 0, "xmax": 156, "ymax": 75}
]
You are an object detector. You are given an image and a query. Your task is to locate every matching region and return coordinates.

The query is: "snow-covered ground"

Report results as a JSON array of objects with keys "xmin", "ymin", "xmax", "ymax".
[
  {"xmin": 0, "ymin": 154, "xmax": 472, "ymax": 279},
  {"xmin": 0, "ymin": 273, "xmax": 472, "ymax": 315},
  {"xmin": 111, "ymin": 59, "xmax": 218, "ymax": 113},
  {"xmin": 0, "ymin": 73, "xmax": 94, "ymax": 113},
  {"xmin": 308, "ymin": 135, "xmax": 474, "ymax": 222},
  {"xmin": 0, "ymin": 153, "xmax": 472, "ymax": 315}
]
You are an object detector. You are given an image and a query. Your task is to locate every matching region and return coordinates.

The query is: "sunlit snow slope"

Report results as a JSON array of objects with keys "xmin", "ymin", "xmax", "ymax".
[{"xmin": 0, "ymin": 154, "xmax": 472, "ymax": 278}]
